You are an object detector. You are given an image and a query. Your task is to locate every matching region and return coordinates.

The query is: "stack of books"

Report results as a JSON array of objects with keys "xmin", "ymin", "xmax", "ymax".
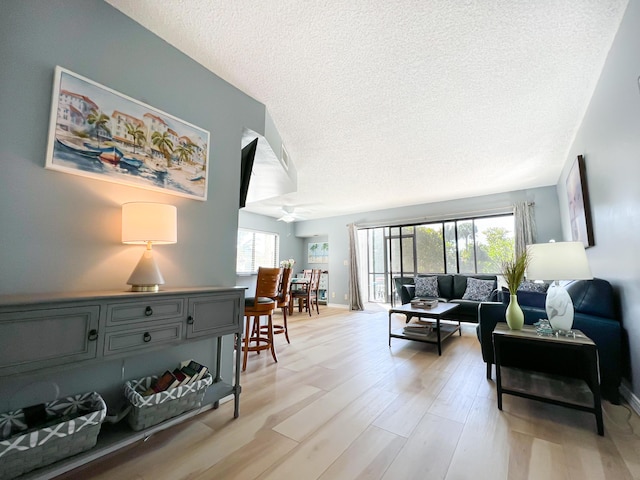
[
  {"xmin": 403, "ymin": 324, "xmax": 433, "ymax": 337},
  {"xmin": 143, "ymin": 359, "xmax": 209, "ymax": 396}
]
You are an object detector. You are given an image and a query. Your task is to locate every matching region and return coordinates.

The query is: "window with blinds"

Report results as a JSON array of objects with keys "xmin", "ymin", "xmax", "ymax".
[{"xmin": 236, "ymin": 228, "xmax": 279, "ymax": 274}]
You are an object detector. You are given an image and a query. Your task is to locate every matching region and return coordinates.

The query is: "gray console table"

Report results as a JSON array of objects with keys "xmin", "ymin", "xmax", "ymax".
[{"xmin": 0, "ymin": 286, "xmax": 244, "ymax": 478}]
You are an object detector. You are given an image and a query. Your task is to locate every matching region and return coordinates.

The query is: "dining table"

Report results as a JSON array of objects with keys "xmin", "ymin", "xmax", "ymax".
[{"xmin": 288, "ymin": 277, "xmax": 310, "ymax": 314}]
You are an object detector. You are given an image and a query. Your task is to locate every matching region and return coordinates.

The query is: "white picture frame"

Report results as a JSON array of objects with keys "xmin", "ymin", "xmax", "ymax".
[{"xmin": 45, "ymin": 66, "xmax": 210, "ymax": 201}]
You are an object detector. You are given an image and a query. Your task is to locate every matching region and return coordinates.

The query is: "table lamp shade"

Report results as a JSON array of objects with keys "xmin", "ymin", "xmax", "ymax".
[
  {"xmin": 122, "ymin": 203, "xmax": 177, "ymax": 244},
  {"xmin": 526, "ymin": 242, "xmax": 593, "ymax": 332},
  {"xmin": 122, "ymin": 203, "xmax": 177, "ymax": 292},
  {"xmin": 526, "ymin": 242, "xmax": 592, "ymax": 281}
]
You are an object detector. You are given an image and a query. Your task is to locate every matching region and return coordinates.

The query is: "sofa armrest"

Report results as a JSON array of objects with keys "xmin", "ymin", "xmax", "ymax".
[{"xmin": 399, "ymin": 285, "xmax": 415, "ymax": 305}]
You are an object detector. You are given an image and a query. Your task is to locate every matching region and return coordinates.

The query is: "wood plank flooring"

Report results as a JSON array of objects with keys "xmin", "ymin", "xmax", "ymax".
[{"xmin": 58, "ymin": 305, "xmax": 640, "ymax": 480}]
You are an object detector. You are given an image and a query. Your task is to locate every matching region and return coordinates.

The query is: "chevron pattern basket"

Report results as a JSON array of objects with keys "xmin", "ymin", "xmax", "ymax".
[
  {"xmin": 0, "ymin": 392, "xmax": 106, "ymax": 480},
  {"xmin": 124, "ymin": 373, "xmax": 212, "ymax": 431}
]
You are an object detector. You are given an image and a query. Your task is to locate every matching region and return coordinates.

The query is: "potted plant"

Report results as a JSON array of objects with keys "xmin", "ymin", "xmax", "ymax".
[{"xmin": 500, "ymin": 250, "xmax": 529, "ymax": 330}]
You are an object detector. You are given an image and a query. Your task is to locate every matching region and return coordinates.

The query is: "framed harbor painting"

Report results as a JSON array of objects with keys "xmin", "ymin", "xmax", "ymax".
[
  {"xmin": 566, "ymin": 155, "xmax": 594, "ymax": 247},
  {"xmin": 45, "ymin": 66, "xmax": 210, "ymax": 201}
]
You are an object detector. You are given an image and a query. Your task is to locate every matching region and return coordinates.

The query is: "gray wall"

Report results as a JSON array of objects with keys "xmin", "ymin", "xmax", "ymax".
[
  {"xmin": 556, "ymin": 0, "xmax": 640, "ymax": 399},
  {"xmin": 0, "ymin": 0, "xmax": 266, "ymax": 296},
  {"xmin": 0, "ymin": 0, "xmax": 265, "ymax": 410}
]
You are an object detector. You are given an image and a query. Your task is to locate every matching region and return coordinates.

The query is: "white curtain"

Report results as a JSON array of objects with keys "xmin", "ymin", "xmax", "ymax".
[
  {"xmin": 347, "ymin": 223, "xmax": 364, "ymax": 310},
  {"xmin": 514, "ymin": 201, "xmax": 536, "ymax": 258}
]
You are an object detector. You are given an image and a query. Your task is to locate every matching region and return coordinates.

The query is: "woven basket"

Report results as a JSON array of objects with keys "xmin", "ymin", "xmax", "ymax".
[
  {"xmin": 0, "ymin": 392, "xmax": 106, "ymax": 480},
  {"xmin": 124, "ymin": 373, "xmax": 212, "ymax": 431}
]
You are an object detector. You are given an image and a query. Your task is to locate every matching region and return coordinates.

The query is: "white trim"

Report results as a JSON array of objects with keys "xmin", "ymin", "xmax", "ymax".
[
  {"xmin": 326, "ymin": 303, "xmax": 349, "ymax": 309},
  {"xmin": 620, "ymin": 380, "xmax": 640, "ymax": 416}
]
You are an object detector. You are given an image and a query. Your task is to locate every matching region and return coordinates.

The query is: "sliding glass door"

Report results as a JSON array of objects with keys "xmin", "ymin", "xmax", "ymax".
[{"xmin": 362, "ymin": 214, "xmax": 514, "ymax": 305}]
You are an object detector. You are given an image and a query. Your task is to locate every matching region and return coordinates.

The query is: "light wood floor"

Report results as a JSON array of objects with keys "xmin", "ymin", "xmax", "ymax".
[{"xmin": 59, "ymin": 305, "xmax": 640, "ymax": 480}]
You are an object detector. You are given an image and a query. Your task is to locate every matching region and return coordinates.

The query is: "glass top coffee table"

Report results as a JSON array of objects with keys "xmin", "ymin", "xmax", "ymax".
[{"xmin": 388, "ymin": 302, "xmax": 460, "ymax": 355}]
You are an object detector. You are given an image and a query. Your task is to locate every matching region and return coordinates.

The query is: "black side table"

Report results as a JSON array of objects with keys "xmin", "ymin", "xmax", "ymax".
[{"xmin": 492, "ymin": 322, "xmax": 604, "ymax": 436}]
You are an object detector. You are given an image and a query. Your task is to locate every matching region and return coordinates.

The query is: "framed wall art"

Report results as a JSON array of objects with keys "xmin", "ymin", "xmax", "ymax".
[
  {"xmin": 45, "ymin": 66, "xmax": 210, "ymax": 201},
  {"xmin": 566, "ymin": 155, "xmax": 594, "ymax": 247},
  {"xmin": 308, "ymin": 242, "xmax": 329, "ymax": 264}
]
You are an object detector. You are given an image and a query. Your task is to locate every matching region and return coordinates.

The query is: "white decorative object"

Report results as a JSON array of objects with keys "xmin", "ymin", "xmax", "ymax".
[
  {"xmin": 280, "ymin": 258, "xmax": 295, "ymax": 268},
  {"xmin": 122, "ymin": 202, "xmax": 177, "ymax": 292},
  {"xmin": 526, "ymin": 242, "xmax": 593, "ymax": 332}
]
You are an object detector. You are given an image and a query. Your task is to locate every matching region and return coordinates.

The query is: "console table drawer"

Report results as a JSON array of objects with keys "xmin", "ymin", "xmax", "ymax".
[
  {"xmin": 104, "ymin": 323, "xmax": 183, "ymax": 355},
  {"xmin": 187, "ymin": 294, "xmax": 241, "ymax": 339},
  {"xmin": 106, "ymin": 298, "xmax": 184, "ymax": 326},
  {"xmin": 0, "ymin": 305, "xmax": 100, "ymax": 375}
]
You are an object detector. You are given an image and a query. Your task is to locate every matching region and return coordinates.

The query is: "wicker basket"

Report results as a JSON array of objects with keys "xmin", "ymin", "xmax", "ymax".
[
  {"xmin": 0, "ymin": 392, "xmax": 106, "ymax": 480},
  {"xmin": 124, "ymin": 373, "xmax": 213, "ymax": 431}
]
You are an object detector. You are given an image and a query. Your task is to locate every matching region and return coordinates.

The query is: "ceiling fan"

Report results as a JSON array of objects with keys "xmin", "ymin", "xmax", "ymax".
[{"xmin": 277, "ymin": 205, "xmax": 310, "ymax": 223}]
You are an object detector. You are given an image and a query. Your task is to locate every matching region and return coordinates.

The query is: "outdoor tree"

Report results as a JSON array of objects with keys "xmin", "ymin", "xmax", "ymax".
[
  {"xmin": 415, "ymin": 225, "xmax": 445, "ymax": 273},
  {"xmin": 480, "ymin": 226, "xmax": 515, "ymax": 272}
]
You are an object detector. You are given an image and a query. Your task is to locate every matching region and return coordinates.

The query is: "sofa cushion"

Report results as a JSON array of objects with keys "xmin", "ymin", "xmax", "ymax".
[
  {"xmin": 436, "ymin": 275, "xmax": 454, "ymax": 299},
  {"xmin": 518, "ymin": 280, "xmax": 550, "ymax": 293},
  {"xmin": 414, "ymin": 276, "xmax": 439, "ymax": 297},
  {"xmin": 462, "ymin": 278, "xmax": 495, "ymax": 301},
  {"xmin": 566, "ymin": 278, "xmax": 616, "ymax": 319},
  {"xmin": 453, "ymin": 275, "xmax": 496, "ymax": 299},
  {"xmin": 501, "ymin": 287, "xmax": 547, "ymax": 310}
]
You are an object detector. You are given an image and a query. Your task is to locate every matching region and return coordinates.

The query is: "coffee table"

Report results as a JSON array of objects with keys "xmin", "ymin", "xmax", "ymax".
[
  {"xmin": 388, "ymin": 302, "xmax": 460, "ymax": 355},
  {"xmin": 492, "ymin": 322, "xmax": 603, "ymax": 435}
]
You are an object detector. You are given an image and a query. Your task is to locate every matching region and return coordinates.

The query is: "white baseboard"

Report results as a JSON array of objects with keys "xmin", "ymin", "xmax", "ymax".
[
  {"xmin": 325, "ymin": 302, "xmax": 349, "ymax": 309},
  {"xmin": 620, "ymin": 380, "xmax": 640, "ymax": 416}
]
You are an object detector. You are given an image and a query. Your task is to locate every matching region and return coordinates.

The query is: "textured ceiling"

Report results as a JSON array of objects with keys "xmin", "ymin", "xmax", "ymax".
[{"xmin": 106, "ymin": 0, "xmax": 627, "ymax": 221}]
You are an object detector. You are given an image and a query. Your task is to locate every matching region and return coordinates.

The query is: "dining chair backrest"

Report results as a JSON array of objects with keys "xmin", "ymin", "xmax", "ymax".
[
  {"xmin": 310, "ymin": 269, "xmax": 322, "ymax": 291},
  {"xmin": 254, "ymin": 267, "xmax": 282, "ymax": 301},
  {"xmin": 279, "ymin": 267, "xmax": 293, "ymax": 302},
  {"xmin": 302, "ymin": 269, "xmax": 313, "ymax": 278}
]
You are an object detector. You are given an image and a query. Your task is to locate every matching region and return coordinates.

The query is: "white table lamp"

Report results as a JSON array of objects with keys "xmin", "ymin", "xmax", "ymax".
[
  {"xmin": 122, "ymin": 202, "xmax": 177, "ymax": 292},
  {"xmin": 526, "ymin": 242, "xmax": 593, "ymax": 332}
]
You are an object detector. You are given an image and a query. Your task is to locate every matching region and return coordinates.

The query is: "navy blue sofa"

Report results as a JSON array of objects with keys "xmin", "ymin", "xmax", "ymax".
[{"xmin": 477, "ymin": 278, "xmax": 622, "ymax": 403}]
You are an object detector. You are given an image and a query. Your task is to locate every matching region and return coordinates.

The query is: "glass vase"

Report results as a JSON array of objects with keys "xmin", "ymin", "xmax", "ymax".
[{"xmin": 505, "ymin": 294, "xmax": 524, "ymax": 330}]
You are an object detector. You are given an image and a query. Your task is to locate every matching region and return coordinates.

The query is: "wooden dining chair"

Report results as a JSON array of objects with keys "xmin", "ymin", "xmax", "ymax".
[
  {"xmin": 257, "ymin": 267, "xmax": 293, "ymax": 343},
  {"xmin": 242, "ymin": 267, "xmax": 281, "ymax": 371},
  {"xmin": 308, "ymin": 268, "xmax": 322, "ymax": 315},
  {"xmin": 291, "ymin": 268, "xmax": 321, "ymax": 316}
]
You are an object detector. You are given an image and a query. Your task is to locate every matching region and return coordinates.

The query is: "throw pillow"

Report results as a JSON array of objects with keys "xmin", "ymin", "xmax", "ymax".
[
  {"xmin": 461, "ymin": 277, "xmax": 495, "ymax": 301},
  {"xmin": 517, "ymin": 280, "xmax": 550, "ymax": 293},
  {"xmin": 414, "ymin": 276, "xmax": 439, "ymax": 298}
]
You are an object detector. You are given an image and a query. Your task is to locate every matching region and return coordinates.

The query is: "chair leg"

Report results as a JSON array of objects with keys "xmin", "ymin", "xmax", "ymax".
[
  {"xmin": 306, "ymin": 294, "xmax": 312, "ymax": 316},
  {"xmin": 268, "ymin": 313, "xmax": 278, "ymax": 363},
  {"xmin": 282, "ymin": 306, "xmax": 290, "ymax": 343},
  {"xmin": 314, "ymin": 296, "xmax": 320, "ymax": 314},
  {"xmin": 255, "ymin": 315, "xmax": 261, "ymax": 355}
]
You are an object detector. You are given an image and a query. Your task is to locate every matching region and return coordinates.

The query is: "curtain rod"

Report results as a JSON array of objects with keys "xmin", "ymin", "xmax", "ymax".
[{"xmin": 350, "ymin": 202, "xmax": 534, "ymax": 229}]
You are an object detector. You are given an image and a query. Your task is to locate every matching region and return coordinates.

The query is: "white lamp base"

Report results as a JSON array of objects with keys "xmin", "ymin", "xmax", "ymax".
[
  {"xmin": 545, "ymin": 282, "xmax": 574, "ymax": 332},
  {"xmin": 127, "ymin": 249, "xmax": 165, "ymax": 292}
]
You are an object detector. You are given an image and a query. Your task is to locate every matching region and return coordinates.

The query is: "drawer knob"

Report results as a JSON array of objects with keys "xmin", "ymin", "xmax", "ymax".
[
  {"xmin": 187, "ymin": 315, "xmax": 194, "ymax": 325},
  {"xmin": 144, "ymin": 306, "xmax": 153, "ymax": 317},
  {"xmin": 88, "ymin": 329, "xmax": 98, "ymax": 341},
  {"xmin": 143, "ymin": 332, "xmax": 152, "ymax": 343}
]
